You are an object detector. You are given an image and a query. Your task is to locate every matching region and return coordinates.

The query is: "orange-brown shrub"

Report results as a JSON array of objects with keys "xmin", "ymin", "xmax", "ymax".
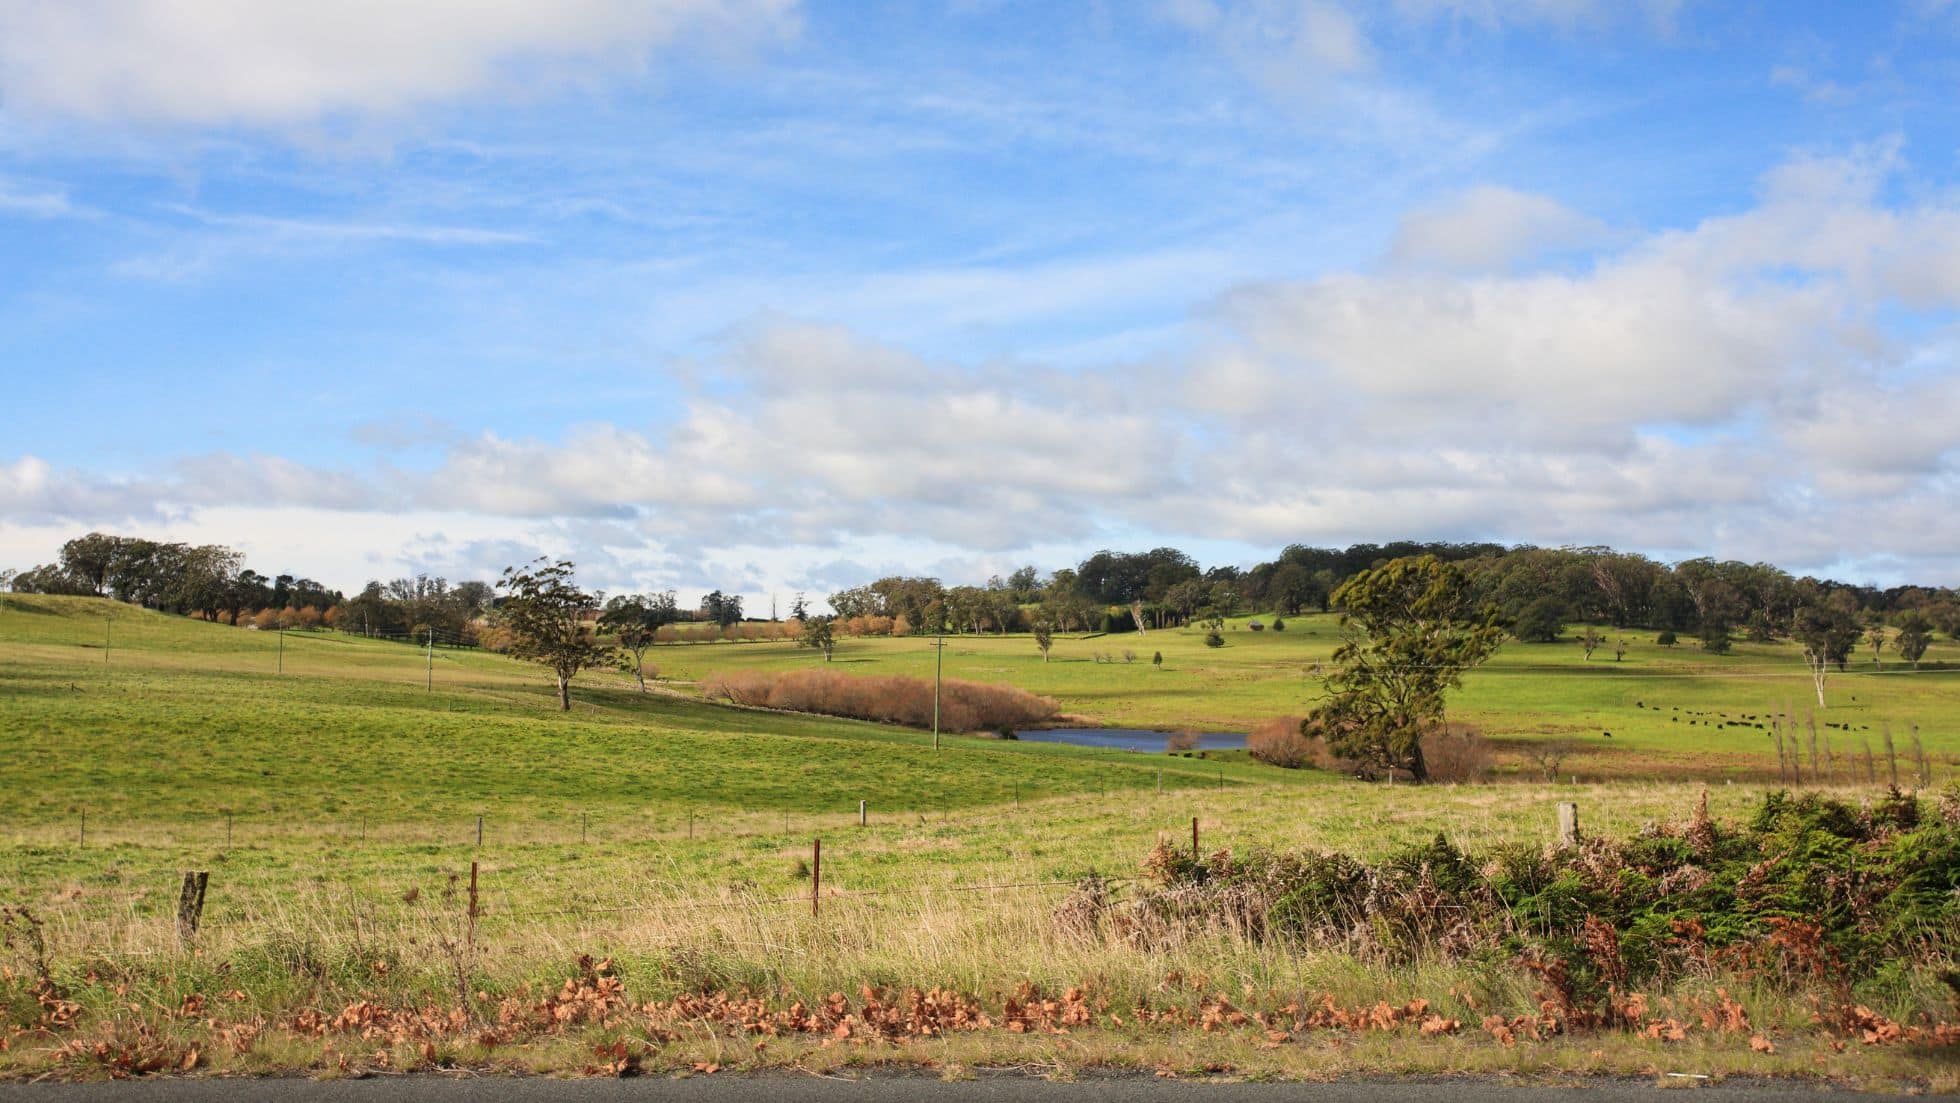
[
  {"xmin": 1248, "ymin": 716, "xmax": 1315, "ymax": 768},
  {"xmin": 844, "ymin": 614, "xmax": 894, "ymax": 637},
  {"xmin": 1248, "ymin": 715, "xmax": 1372, "ymax": 774},
  {"xmin": 701, "ymin": 669, "xmax": 1058, "ymax": 733},
  {"xmin": 1424, "ymin": 722, "xmax": 1494, "ymax": 784}
]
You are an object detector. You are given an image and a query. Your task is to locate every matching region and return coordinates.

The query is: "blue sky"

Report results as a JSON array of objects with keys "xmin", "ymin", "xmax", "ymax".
[{"xmin": 4, "ymin": 0, "xmax": 1960, "ymax": 603}]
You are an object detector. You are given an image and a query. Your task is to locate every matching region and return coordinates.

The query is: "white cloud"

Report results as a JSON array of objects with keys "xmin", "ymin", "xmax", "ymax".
[
  {"xmin": 1388, "ymin": 185, "xmax": 1612, "ymax": 270},
  {"xmin": 0, "ymin": 0, "xmax": 798, "ymax": 127},
  {"xmin": 1165, "ymin": 0, "xmax": 1688, "ymax": 105},
  {"xmin": 1160, "ymin": 0, "xmax": 1372, "ymax": 101},
  {"xmin": 0, "ymin": 177, "xmax": 89, "ymax": 218},
  {"xmin": 9, "ymin": 147, "xmax": 1960, "ymax": 588}
]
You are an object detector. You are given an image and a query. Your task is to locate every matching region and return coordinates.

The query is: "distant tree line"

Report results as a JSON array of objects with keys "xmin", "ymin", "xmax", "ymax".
[
  {"xmin": 13, "ymin": 532, "xmax": 1959, "ymax": 660},
  {"xmin": 5, "ymin": 531, "xmax": 505, "ymax": 645},
  {"xmin": 5, "ymin": 532, "xmax": 341, "ymax": 624},
  {"xmin": 4, "ymin": 531, "xmax": 783, "ymax": 654},
  {"xmin": 820, "ymin": 542, "xmax": 1960, "ymax": 652}
]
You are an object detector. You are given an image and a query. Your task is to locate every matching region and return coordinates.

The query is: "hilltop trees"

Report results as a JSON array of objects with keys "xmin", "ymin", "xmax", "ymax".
[
  {"xmin": 1265, "ymin": 562, "xmax": 1321, "ymax": 616},
  {"xmin": 700, "ymin": 590, "xmax": 743, "ymax": 628},
  {"xmin": 1308, "ymin": 556, "xmax": 1505, "ymax": 782},
  {"xmin": 1512, "ymin": 596, "xmax": 1565, "ymax": 642},
  {"xmin": 600, "ymin": 591, "xmax": 678, "ymax": 691},
  {"xmin": 15, "ymin": 530, "xmax": 1960, "ymax": 669},
  {"xmin": 498, "ymin": 559, "xmax": 609, "ymax": 711},
  {"xmin": 1076, "ymin": 547, "xmax": 1199, "ymax": 605}
]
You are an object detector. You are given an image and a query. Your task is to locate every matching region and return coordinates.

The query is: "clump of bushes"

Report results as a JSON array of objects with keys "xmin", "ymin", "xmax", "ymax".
[
  {"xmin": 1246, "ymin": 717, "xmax": 1488, "ymax": 782},
  {"xmin": 1423, "ymin": 723, "xmax": 1494, "ymax": 783},
  {"xmin": 1061, "ymin": 788, "xmax": 1960, "ymax": 1025},
  {"xmin": 700, "ymin": 669, "xmax": 1057, "ymax": 733},
  {"xmin": 1204, "ymin": 630, "xmax": 1225, "ymax": 648},
  {"xmin": 1247, "ymin": 716, "xmax": 1319, "ymax": 769}
]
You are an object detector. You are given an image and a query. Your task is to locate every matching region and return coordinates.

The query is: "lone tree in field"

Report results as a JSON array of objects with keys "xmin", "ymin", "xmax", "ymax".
[
  {"xmin": 1866, "ymin": 622, "xmax": 1887, "ymax": 666},
  {"xmin": 1307, "ymin": 555, "xmax": 1504, "ymax": 783},
  {"xmin": 599, "ymin": 590, "xmax": 678, "ymax": 692},
  {"xmin": 799, "ymin": 614, "xmax": 836, "ymax": 661},
  {"xmin": 1794, "ymin": 602, "xmax": 1861, "ymax": 708},
  {"xmin": 498, "ymin": 559, "xmax": 609, "ymax": 711},
  {"xmin": 1032, "ymin": 619, "xmax": 1054, "ymax": 663},
  {"xmin": 1896, "ymin": 614, "xmax": 1932, "ymax": 668}
]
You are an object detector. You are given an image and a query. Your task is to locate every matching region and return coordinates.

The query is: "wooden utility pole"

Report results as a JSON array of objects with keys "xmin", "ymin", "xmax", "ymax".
[{"xmin": 932, "ymin": 633, "xmax": 944, "ymax": 750}]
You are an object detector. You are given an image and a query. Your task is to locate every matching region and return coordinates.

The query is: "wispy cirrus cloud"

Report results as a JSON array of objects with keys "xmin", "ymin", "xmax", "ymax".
[{"xmin": 0, "ymin": 176, "xmax": 93, "ymax": 218}]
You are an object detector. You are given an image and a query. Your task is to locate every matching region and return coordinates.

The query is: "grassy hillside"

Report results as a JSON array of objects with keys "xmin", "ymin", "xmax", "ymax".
[{"xmin": 0, "ymin": 595, "xmax": 1293, "ymax": 834}]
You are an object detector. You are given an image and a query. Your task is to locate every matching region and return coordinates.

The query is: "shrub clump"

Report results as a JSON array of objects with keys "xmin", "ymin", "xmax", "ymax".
[
  {"xmin": 1061, "ymin": 788, "xmax": 1960, "ymax": 1027},
  {"xmin": 701, "ymin": 669, "xmax": 1058, "ymax": 733},
  {"xmin": 1247, "ymin": 716, "xmax": 1319, "ymax": 769},
  {"xmin": 1247, "ymin": 717, "xmax": 1488, "ymax": 781},
  {"xmin": 1424, "ymin": 723, "xmax": 1494, "ymax": 784}
]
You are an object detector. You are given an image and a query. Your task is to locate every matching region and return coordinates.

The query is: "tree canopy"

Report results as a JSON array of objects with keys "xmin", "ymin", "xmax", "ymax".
[
  {"xmin": 1308, "ymin": 556, "xmax": 1505, "ymax": 782},
  {"xmin": 498, "ymin": 559, "xmax": 609, "ymax": 711},
  {"xmin": 599, "ymin": 591, "xmax": 678, "ymax": 691}
]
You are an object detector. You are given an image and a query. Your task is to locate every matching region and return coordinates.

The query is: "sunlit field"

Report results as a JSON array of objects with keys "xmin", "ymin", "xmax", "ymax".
[{"xmin": 3, "ymin": 594, "xmax": 1958, "ymax": 1083}]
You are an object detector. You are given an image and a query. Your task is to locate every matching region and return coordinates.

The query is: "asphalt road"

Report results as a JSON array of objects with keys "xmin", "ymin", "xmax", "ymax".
[{"xmin": 0, "ymin": 1075, "xmax": 1898, "ymax": 1101}]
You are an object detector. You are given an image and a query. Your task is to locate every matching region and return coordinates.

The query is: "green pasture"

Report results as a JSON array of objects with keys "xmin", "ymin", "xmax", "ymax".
[
  {"xmin": 0, "ymin": 595, "xmax": 1290, "ymax": 836},
  {"xmin": 5, "ymin": 594, "xmax": 1957, "ymax": 1083},
  {"xmin": 656, "ymin": 612, "xmax": 1960, "ymax": 777},
  {"xmin": 3, "ymin": 591, "xmax": 1956, "ymax": 890}
]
